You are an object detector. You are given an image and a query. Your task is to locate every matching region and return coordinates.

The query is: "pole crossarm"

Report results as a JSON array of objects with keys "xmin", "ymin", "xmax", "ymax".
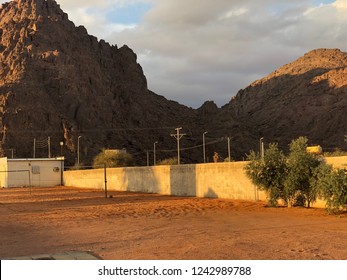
[
  {"xmin": 170, "ymin": 128, "xmax": 187, "ymax": 140},
  {"xmin": 170, "ymin": 127, "xmax": 187, "ymax": 165}
]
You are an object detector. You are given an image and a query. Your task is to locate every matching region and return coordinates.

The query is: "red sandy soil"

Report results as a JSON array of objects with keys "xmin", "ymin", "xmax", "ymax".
[{"xmin": 0, "ymin": 186, "xmax": 346, "ymax": 260}]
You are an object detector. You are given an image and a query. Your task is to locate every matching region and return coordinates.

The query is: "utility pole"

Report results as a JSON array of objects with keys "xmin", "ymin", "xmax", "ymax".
[
  {"xmin": 154, "ymin": 141, "xmax": 158, "ymax": 166},
  {"xmin": 77, "ymin": 136, "xmax": 82, "ymax": 168},
  {"xmin": 171, "ymin": 127, "xmax": 186, "ymax": 165},
  {"xmin": 227, "ymin": 137, "xmax": 231, "ymax": 162},
  {"xmin": 60, "ymin": 141, "xmax": 64, "ymax": 157},
  {"xmin": 260, "ymin": 137, "xmax": 264, "ymax": 159},
  {"xmin": 33, "ymin": 138, "xmax": 36, "ymax": 158},
  {"xmin": 203, "ymin": 131, "xmax": 208, "ymax": 163},
  {"xmin": 48, "ymin": 136, "xmax": 51, "ymax": 158}
]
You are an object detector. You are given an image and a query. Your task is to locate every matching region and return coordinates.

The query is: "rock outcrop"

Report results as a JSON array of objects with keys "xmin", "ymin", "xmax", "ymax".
[
  {"xmin": 0, "ymin": 0, "xmax": 197, "ymax": 165},
  {"xmin": 1, "ymin": 1, "xmax": 347, "ymax": 165},
  {"xmin": 222, "ymin": 48, "xmax": 347, "ymax": 154}
]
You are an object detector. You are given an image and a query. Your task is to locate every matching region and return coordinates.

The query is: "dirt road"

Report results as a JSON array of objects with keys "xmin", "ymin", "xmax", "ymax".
[{"xmin": 0, "ymin": 186, "xmax": 346, "ymax": 260}]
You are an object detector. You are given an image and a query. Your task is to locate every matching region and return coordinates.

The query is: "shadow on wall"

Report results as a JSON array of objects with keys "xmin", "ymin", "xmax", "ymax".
[
  {"xmin": 169, "ymin": 164, "xmax": 197, "ymax": 197},
  {"xmin": 204, "ymin": 188, "xmax": 218, "ymax": 198},
  {"xmin": 122, "ymin": 165, "xmax": 198, "ymax": 197},
  {"xmin": 123, "ymin": 165, "xmax": 169, "ymax": 195}
]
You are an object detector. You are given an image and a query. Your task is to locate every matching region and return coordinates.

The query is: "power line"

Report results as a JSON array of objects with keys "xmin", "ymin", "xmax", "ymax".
[
  {"xmin": 131, "ymin": 137, "xmax": 227, "ymax": 155},
  {"xmin": 2, "ymin": 126, "xmax": 180, "ymax": 134}
]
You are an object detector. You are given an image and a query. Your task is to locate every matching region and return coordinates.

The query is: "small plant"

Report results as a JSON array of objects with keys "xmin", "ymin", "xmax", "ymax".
[
  {"xmin": 92, "ymin": 149, "xmax": 134, "ymax": 168},
  {"xmin": 69, "ymin": 162, "xmax": 85, "ymax": 170},
  {"xmin": 157, "ymin": 157, "xmax": 178, "ymax": 165},
  {"xmin": 323, "ymin": 148, "xmax": 347, "ymax": 157}
]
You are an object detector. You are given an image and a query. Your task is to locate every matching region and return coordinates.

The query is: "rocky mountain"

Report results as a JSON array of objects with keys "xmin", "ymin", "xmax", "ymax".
[
  {"xmin": 222, "ymin": 48, "xmax": 347, "ymax": 154},
  {"xmin": 0, "ymin": 0, "xmax": 201, "ymax": 165},
  {"xmin": 0, "ymin": 0, "xmax": 346, "ymax": 166}
]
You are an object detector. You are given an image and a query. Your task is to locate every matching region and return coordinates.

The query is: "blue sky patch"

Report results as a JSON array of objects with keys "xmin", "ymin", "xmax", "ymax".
[
  {"xmin": 106, "ymin": 3, "xmax": 153, "ymax": 25},
  {"xmin": 313, "ymin": 0, "xmax": 335, "ymax": 5}
]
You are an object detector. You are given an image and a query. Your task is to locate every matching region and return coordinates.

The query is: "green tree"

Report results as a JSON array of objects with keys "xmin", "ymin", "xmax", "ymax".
[
  {"xmin": 284, "ymin": 137, "xmax": 321, "ymax": 207},
  {"xmin": 313, "ymin": 164, "xmax": 347, "ymax": 213},
  {"xmin": 245, "ymin": 143, "xmax": 287, "ymax": 206},
  {"xmin": 246, "ymin": 136, "xmax": 346, "ymax": 212},
  {"xmin": 92, "ymin": 149, "xmax": 134, "ymax": 168}
]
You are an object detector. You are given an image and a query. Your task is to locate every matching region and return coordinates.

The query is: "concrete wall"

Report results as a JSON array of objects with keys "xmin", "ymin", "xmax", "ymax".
[
  {"xmin": 325, "ymin": 156, "xmax": 347, "ymax": 169},
  {"xmin": 64, "ymin": 161, "xmax": 267, "ymax": 201},
  {"xmin": 64, "ymin": 156, "xmax": 347, "ymax": 205},
  {"xmin": 0, "ymin": 157, "xmax": 8, "ymax": 188}
]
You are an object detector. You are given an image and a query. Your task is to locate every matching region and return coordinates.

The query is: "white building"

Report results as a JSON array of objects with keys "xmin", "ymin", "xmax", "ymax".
[{"xmin": 0, "ymin": 157, "xmax": 64, "ymax": 188}]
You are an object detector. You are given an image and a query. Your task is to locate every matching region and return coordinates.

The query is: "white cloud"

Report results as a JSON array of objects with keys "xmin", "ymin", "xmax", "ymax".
[
  {"xmin": 55, "ymin": 0, "xmax": 148, "ymax": 39},
  {"xmin": 332, "ymin": 0, "xmax": 347, "ymax": 8},
  {"xmin": 130, "ymin": 0, "xmax": 346, "ymax": 108},
  {"xmin": 1, "ymin": 0, "xmax": 346, "ymax": 108}
]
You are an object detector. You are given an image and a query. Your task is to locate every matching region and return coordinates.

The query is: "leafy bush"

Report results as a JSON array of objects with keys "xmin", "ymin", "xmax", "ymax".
[
  {"xmin": 92, "ymin": 149, "xmax": 134, "ymax": 168},
  {"xmin": 245, "ymin": 136, "xmax": 347, "ymax": 212},
  {"xmin": 245, "ymin": 143, "xmax": 287, "ymax": 206},
  {"xmin": 324, "ymin": 148, "xmax": 347, "ymax": 157},
  {"xmin": 69, "ymin": 162, "xmax": 85, "ymax": 170},
  {"xmin": 284, "ymin": 137, "xmax": 321, "ymax": 207},
  {"xmin": 314, "ymin": 164, "xmax": 347, "ymax": 213},
  {"xmin": 157, "ymin": 157, "xmax": 178, "ymax": 165}
]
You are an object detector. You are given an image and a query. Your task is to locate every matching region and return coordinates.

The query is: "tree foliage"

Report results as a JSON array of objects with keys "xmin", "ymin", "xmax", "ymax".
[
  {"xmin": 284, "ymin": 137, "xmax": 321, "ymax": 207},
  {"xmin": 246, "ymin": 136, "xmax": 347, "ymax": 212},
  {"xmin": 245, "ymin": 143, "xmax": 287, "ymax": 206},
  {"xmin": 313, "ymin": 164, "xmax": 347, "ymax": 213},
  {"xmin": 92, "ymin": 149, "xmax": 134, "ymax": 168}
]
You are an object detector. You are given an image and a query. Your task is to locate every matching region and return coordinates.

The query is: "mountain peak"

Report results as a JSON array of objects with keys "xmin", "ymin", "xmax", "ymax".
[
  {"xmin": 225, "ymin": 47, "xmax": 347, "ymax": 155},
  {"xmin": 1, "ymin": 0, "xmax": 67, "ymax": 21},
  {"xmin": 0, "ymin": 0, "xmax": 198, "ymax": 165},
  {"xmin": 280, "ymin": 48, "xmax": 346, "ymax": 74},
  {"xmin": 249, "ymin": 48, "xmax": 347, "ymax": 88}
]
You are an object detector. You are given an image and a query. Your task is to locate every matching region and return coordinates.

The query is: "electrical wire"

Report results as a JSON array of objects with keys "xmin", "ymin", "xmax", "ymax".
[
  {"xmin": 3, "ymin": 126, "xmax": 180, "ymax": 134},
  {"xmin": 131, "ymin": 137, "xmax": 227, "ymax": 155}
]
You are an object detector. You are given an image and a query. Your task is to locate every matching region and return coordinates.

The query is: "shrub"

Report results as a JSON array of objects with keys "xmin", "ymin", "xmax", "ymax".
[
  {"xmin": 314, "ymin": 164, "xmax": 347, "ymax": 213},
  {"xmin": 157, "ymin": 157, "xmax": 178, "ymax": 165},
  {"xmin": 245, "ymin": 143, "xmax": 287, "ymax": 206},
  {"xmin": 69, "ymin": 162, "xmax": 85, "ymax": 170},
  {"xmin": 246, "ymin": 136, "xmax": 347, "ymax": 212},
  {"xmin": 284, "ymin": 137, "xmax": 321, "ymax": 207},
  {"xmin": 324, "ymin": 148, "xmax": 347, "ymax": 157},
  {"xmin": 92, "ymin": 149, "xmax": 134, "ymax": 168}
]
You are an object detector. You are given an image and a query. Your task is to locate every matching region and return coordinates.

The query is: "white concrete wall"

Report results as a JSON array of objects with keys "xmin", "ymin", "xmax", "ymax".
[
  {"xmin": 195, "ymin": 162, "xmax": 267, "ymax": 200},
  {"xmin": 325, "ymin": 156, "xmax": 347, "ymax": 169},
  {"xmin": 64, "ymin": 156, "xmax": 347, "ymax": 206},
  {"xmin": 64, "ymin": 162, "xmax": 267, "ymax": 201},
  {"xmin": 0, "ymin": 157, "xmax": 8, "ymax": 188}
]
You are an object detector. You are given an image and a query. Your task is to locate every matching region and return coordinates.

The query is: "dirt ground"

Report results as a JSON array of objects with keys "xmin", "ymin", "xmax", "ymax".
[{"xmin": 0, "ymin": 186, "xmax": 346, "ymax": 260}]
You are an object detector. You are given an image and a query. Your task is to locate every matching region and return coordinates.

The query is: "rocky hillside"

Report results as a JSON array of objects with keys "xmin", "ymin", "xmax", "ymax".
[
  {"xmin": 0, "ymin": 0, "xmax": 201, "ymax": 165},
  {"xmin": 0, "ymin": 0, "xmax": 346, "ymax": 166},
  {"xmin": 222, "ymin": 48, "xmax": 347, "ymax": 154}
]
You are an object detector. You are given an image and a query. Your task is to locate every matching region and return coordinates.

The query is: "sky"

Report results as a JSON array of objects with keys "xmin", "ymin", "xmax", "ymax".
[{"xmin": 2, "ymin": 0, "xmax": 347, "ymax": 108}]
